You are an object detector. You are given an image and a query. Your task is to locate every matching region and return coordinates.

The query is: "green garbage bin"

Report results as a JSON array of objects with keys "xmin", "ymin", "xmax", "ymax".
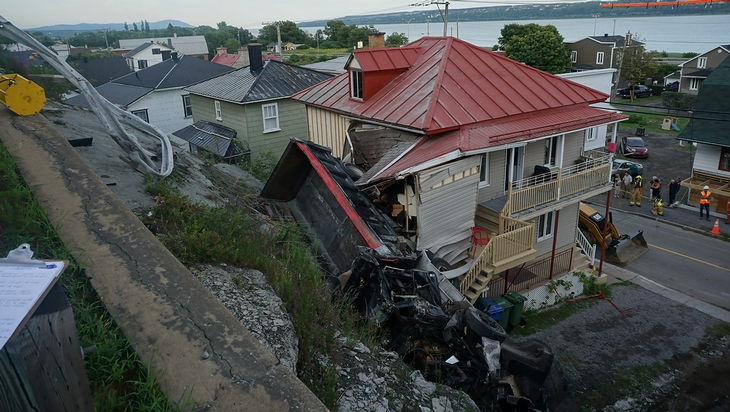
[
  {"xmin": 503, "ymin": 291, "xmax": 527, "ymax": 328},
  {"xmin": 491, "ymin": 295, "xmax": 512, "ymax": 331}
]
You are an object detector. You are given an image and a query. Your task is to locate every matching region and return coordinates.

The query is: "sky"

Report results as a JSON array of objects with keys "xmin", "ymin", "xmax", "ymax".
[{"xmin": 4, "ymin": 0, "xmax": 589, "ymax": 30}]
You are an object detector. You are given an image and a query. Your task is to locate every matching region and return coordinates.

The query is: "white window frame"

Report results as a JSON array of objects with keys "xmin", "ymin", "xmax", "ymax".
[
  {"xmin": 596, "ymin": 52, "xmax": 604, "ymax": 65},
  {"xmin": 131, "ymin": 109, "xmax": 149, "ymax": 123},
  {"xmin": 182, "ymin": 95, "xmax": 192, "ymax": 118},
  {"xmin": 698, "ymin": 57, "xmax": 707, "ymax": 69},
  {"xmin": 137, "ymin": 59, "xmax": 148, "ymax": 69},
  {"xmin": 262, "ymin": 103, "xmax": 280, "ymax": 133},
  {"xmin": 214, "ymin": 100, "xmax": 222, "ymax": 121},
  {"xmin": 479, "ymin": 153, "xmax": 490, "ymax": 187},
  {"xmin": 544, "ymin": 135, "xmax": 564, "ymax": 167},
  {"xmin": 585, "ymin": 127, "xmax": 597, "ymax": 141},
  {"xmin": 689, "ymin": 78, "xmax": 700, "ymax": 91},
  {"xmin": 570, "ymin": 50, "xmax": 577, "ymax": 63},
  {"xmin": 350, "ymin": 70, "xmax": 363, "ymax": 99},
  {"xmin": 536, "ymin": 211, "xmax": 555, "ymax": 242}
]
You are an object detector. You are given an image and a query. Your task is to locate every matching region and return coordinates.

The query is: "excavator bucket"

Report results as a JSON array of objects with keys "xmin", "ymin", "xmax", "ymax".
[{"xmin": 605, "ymin": 230, "xmax": 648, "ymax": 266}]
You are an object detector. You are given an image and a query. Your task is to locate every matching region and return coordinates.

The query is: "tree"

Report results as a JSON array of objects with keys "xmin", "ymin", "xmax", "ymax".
[
  {"xmin": 124, "ymin": 22, "xmax": 129, "ymax": 31},
  {"xmin": 258, "ymin": 21, "xmax": 311, "ymax": 47},
  {"xmin": 619, "ymin": 35, "xmax": 657, "ymax": 100},
  {"xmin": 224, "ymin": 38, "xmax": 241, "ymax": 54},
  {"xmin": 144, "ymin": 20, "xmax": 150, "ymax": 32},
  {"xmin": 385, "ymin": 32, "xmax": 409, "ymax": 47},
  {"xmin": 132, "ymin": 22, "xmax": 138, "ymax": 32},
  {"xmin": 499, "ymin": 23, "xmax": 571, "ymax": 74}
]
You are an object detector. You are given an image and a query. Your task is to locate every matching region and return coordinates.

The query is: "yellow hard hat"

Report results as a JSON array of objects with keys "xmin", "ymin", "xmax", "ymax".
[{"xmin": 636, "ymin": 175, "xmax": 642, "ymax": 179}]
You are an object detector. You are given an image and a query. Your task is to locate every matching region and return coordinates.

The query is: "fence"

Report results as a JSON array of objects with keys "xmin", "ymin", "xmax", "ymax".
[{"xmin": 483, "ymin": 247, "xmax": 574, "ymax": 298}]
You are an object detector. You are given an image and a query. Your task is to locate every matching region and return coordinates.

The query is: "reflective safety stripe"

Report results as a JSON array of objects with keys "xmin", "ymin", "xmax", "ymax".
[{"xmin": 700, "ymin": 190, "xmax": 711, "ymax": 205}]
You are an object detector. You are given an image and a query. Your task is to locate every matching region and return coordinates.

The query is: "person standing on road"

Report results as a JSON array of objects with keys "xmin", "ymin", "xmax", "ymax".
[
  {"xmin": 621, "ymin": 171, "xmax": 633, "ymax": 198},
  {"xmin": 669, "ymin": 177, "xmax": 681, "ymax": 206},
  {"xmin": 699, "ymin": 185, "xmax": 712, "ymax": 220},
  {"xmin": 613, "ymin": 174, "xmax": 621, "ymax": 198},
  {"xmin": 630, "ymin": 175, "xmax": 643, "ymax": 207},
  {"xmin": 650, "ymin": 177, "xmax": 660, "ymax": 201}
]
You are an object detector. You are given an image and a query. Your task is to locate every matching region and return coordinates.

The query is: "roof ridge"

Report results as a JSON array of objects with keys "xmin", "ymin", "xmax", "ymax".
[
  {"xmin": 422, "ymin": 37, "xmax": 453, "ymax": 133},
  {"xmin": 154, "ymin": 55, "xmax": 180, "ymax": 89}
]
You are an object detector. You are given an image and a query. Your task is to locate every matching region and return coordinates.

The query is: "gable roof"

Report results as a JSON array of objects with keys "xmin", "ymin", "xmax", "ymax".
[
  {"xmin": 113, "ymin": 55, "xmax": 234, "ymax": 90},
  {"xmin": 172, "ymin": 120, "xmax": 243, "ymax": 159},
  {"xmin": 185, "ymin": 60, "xmax": 333, "ymax": 104},
  {"xmin": 679, "ymin": 45, "xmax": 730, "ymax": 67},
  {"xmin": 677, "ymin": 56, "xmax": 730, "ymax": 147},
  {"xmin": 123, "ymin": 42, "xmax": 156, "ymax": 58},
  {"xmin": 64, "ymin": 82, "xmax": 151, "ymax": 109},
  {"xmin": 346, "ymin": 46, "xmax": 421, "ymax": 71},
  {"xmin": 293, "ymin": 37, "xmax": 610, "ymax": 135},
  {"xmin": 119, "ymin": 36, "xmax": 208, "ymax": 56},
  {"xmin": 211, "ymin": 53, "xmax": 241, "ymax": 67},
  {"xmin": 69, "ymin": 56, "xmax": 133, "ymax": 87}
]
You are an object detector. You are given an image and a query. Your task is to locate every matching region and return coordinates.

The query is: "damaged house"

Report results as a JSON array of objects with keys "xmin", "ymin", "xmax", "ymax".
[{"xmin": 286, "ymin": 35, "xmax": 627, "ymax": 302}]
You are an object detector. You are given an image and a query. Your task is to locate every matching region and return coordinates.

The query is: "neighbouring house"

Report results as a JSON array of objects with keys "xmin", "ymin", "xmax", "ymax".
[
  {"xmin": 677, "ymin": 44, "xmax": 730, "ymax": 94},
  {"xmin": 179, "ymin": 44, "xmax": 332, "ymax": 161},
  {"xmin": 565, "ymin": 33, "xmax": 644, "ymax": 88},
  {"xmin": 68, "ymin": 56, "xmax": 133, "ymax": 87},
  {"xmin": 172, "ymin": 120, "xmax": 244, "ymax": 163},
  {"xmin": 119, "ymin": 35, "xmax": 209, "ymax": 60},
  {"xmin": 677, "ymin": 56, "xmax": 730, "ymax": 212},
  {"xmin": 64, "ymin": 53, "xmax": 234, "ymax": 134},
  {"xmin": 302, "ymin": 56, "xmax": 349, "ymax": 75},
  {"xmin": 123, "ymin": 42, "xmax": 174, "ymax": 71},
  {"xmin": 289, "ymin": 35, "xmax": 627, "ymax": 302},
  {"xmin": 211, "ymin": 47, "xmax": 281, "ymax": 69}
]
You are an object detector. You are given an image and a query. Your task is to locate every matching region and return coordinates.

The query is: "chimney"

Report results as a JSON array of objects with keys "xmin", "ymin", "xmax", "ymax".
[
  {"xmin": 368, "ymin": 31, "xmax": 385, "ymax": 49},
  {"xmin": 604, "ymin": 33, "xmax": 608, "ymax": 37},
  {"xmin": 216, "ymin": 47, "xmax": 227, "ymax": 55},
  {"xmin": 167, "ymin": 38, "xmax": 172, "ymax": 48},
  {"xmin": 174, "ymin": 33, "xmax": 177, "ymax": 38},
  {"xmin": 248, "ymin": 43, "xmax": 263, "ymax": 74},
  {"xmin": 171, "ymin": 51, "xmax": 179, "ymax": 61}
]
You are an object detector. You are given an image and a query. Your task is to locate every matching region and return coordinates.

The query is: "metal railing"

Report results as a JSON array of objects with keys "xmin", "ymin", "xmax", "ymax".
[
  {"xmin": 482, "ymin": 247, "xmax": 574, "ymax": 298},
  {"xmin": 575, "ymin": 227, "xmax": 596, "ymax": 267},
  {"xmin": 507, "ymin": 151, "xmax": 612, "ymax": 215}
]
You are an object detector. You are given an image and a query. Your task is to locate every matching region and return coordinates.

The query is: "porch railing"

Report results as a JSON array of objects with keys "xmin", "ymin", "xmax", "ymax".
[
  {"xmin": 482, "ymin": 247, "xmax": 574, "ymax": 298},
  {"xmin": 575, "ymin": 227, "xmax": 595, "ymax": 267},
  {"xmin": 506, "ymin": 151, "xmax": 612, "ymax": 215},
  {"xmin": 459, "ymin": 217, "xmax": 534, "ymax": 298}
]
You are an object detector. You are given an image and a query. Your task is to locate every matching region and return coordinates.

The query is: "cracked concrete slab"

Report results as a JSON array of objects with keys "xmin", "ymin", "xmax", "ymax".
[{"xmin": 0, "ymin": 106, "xmax": 327, "ymax": 411}]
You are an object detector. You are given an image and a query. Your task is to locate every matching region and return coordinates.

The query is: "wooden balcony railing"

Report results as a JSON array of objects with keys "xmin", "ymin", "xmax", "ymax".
[
  {"xmin": 506, "ymin": 151, "xmax": 612, "ymax": 215},
  {"xmin": 460, "ymin": 217, "xmax": 534, "ymax": 298}
]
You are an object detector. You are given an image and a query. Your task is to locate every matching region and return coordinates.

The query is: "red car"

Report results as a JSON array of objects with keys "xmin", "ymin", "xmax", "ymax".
[{"xmin": 620, "ymin": 136, "xmax": 648, "ymax": 158}]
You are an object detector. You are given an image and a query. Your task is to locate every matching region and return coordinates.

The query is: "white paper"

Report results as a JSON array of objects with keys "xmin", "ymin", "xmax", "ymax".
[{"xmin": 0, "ymin": 261, "xmax": 65, "ymax": 349}]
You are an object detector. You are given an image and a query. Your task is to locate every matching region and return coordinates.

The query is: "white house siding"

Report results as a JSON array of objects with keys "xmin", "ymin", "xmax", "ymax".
[
  {"xmin": 416, "ymin": 156, "xmax": 482, "ymax": 264},
  {"xmin": 533, "ymin": 202, "xmax": 579, "ymax": 257},
  {"xmin": 244, "ymin": 99, "xmax": 309, "ymax": 160},
  {"xmin": 306, "ymin": 106, "xmax": 350, "ymax": 158},
  {"xmin": 126, "ymin": 44, "xmax": 170, "ymax": 71},
  {"xmin": 477, "ymin": 149, "xmax": 507, "ymax": 203},
  {"xmin": 128, "ymin": 89, "xmax": 192, "ymax": 135},
  {"xmin": 558, "ymin": 69, "xmax": 615, "ymax": 96},
  {"xmin": 693, "ymin": 144, "xmax": 730, "ymax": 179}
]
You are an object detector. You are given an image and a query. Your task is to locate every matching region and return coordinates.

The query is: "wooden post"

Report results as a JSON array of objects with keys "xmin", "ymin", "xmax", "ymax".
[{"xmin": 0, "ymin": 283, "xmax": 94, "ymax": 412}]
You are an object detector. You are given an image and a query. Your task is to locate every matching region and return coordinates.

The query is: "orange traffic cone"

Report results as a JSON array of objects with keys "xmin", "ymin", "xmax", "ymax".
[{"xmin": 711, "ymin": 219, "xmax": 721, "ymax": 235}]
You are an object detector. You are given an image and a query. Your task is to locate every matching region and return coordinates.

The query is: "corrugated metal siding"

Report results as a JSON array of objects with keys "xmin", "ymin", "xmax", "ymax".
[
  {"xmin": 306, "ymin": 107, "xmax": 349, "ymax": 158},
  {"xmin": 416, "ymin": 156, "xmax": 482, "ymax": 264},
  {"xmin": 534, "ymin": 202, "xmax": 579, "ymax": 256}
]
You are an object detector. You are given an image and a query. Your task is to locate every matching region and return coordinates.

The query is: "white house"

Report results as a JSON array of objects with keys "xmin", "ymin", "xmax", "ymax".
[{"xmin": 123, "ymin": 42, "xmax": 174, "ymax": 71}]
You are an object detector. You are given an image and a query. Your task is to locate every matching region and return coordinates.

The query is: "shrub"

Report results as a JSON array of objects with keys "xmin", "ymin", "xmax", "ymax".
[
  {"xmin": 661, "ymin": 92, "xmax": 696, "ymax": 111},
  {"xmin": 627, "ymin": 113, "xmax": 648, "ymax": 125}
]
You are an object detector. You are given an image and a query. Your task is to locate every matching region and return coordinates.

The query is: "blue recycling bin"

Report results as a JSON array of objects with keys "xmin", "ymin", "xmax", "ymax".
[{"xmin": 491, "ymin": 296, "xmax": 512, "ymax": 331}]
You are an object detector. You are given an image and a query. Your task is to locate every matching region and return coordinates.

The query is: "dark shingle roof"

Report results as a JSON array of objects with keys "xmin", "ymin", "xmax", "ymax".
[
  {"xmin": 114, "ymin": 55, "xmax": 235, "ymax": 90},
  {"xmin": 64, "ymin": 82, "xmax": 151, "ymax": 109},
  {"xmin": 677, "ymin": 57, "xmax": 730, "ymax": 147},
  {"xmin": 172, "ymin": 121, "xmax": 243, "ymax": 159},
  {"xmin": 123, "ymin": 42, "xmax": 154, "ymax": 58},
  {"xmin": 69, "ymin": 56, "xmax": 133, "ymax": 87},
  {"xmin": 185, "ymin": 60, "xmax": 333, "ymax": 103}
]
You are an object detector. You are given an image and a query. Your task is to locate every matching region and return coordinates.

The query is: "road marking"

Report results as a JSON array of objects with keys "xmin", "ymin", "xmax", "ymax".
[{"xmin": 648, "ymin": 243, "xmax": 730, "ymax": 273}]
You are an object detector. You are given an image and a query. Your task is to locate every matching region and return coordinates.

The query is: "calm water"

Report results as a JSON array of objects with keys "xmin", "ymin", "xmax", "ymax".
[{"xmin": 302, "ymin": 14, "xmax": 730, "ymax": 54}]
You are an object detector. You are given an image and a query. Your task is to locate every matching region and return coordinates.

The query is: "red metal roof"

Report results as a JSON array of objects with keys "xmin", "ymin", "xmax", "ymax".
[
  {"xmin": 293, "ymin": 37, "xmax": 611, "ymax": 135},
  {"xmin": 211, "ymin": 53, "xmax": 240, "ymax": 67},
  {"xmin": 368, "ymin": 106, "xmax": 626, "ymax": 182},
  {"xmin": 348, "ymin": 46, "xmax": 421, "ymax": 71}
]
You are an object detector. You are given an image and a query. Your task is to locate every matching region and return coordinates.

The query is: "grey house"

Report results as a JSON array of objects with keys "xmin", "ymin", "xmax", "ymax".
[
  {"xmin": 565, "ymin": 34, "xmax": 644, "ymax": 87},
  {"xmin": 677, "ymin": 44, "xmax": 730, "ymax": 94},
  {"xmin": 181, "ymin": 44, "xmax": 333, "ymax": 161}
]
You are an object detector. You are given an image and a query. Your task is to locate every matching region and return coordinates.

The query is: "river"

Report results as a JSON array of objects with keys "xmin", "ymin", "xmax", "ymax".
[{"xmin": 301, "ymin": 14, "xmax": 730, "ymax": 54}]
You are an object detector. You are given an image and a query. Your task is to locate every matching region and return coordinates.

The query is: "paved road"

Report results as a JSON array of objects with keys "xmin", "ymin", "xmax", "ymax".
[{"xmin": 608, "ymin": 208, "xmax": 730, "ymax": 312}]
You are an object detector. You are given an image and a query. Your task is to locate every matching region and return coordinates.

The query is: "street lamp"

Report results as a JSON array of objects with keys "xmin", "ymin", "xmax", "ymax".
[
  {"xmin": 592, "ymin": 14, "xmax": 601, "ymax": 36},
  {"xmin": 406, "ymin": 18, "xmax": 413, "ymax": 40}
]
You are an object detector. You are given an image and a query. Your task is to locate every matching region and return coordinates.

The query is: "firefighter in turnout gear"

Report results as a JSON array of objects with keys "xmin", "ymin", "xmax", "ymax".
[
  {"xmin": 652, "ymin": 197, "xmax": 664, "ymax": 216},
  {"xmin": 630, "ymin": 175, "xmax": 643, "ymax": 207}
]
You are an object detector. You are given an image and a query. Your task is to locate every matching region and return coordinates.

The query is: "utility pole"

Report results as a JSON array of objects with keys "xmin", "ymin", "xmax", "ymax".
[
  {"xmin": 409, "ymin": 1, "xmax": 449, "ymax": 37},
  {"xmin": 613, "ymin": 31, "xmax": 631, "ymax": 103},
  {"xmin": 97, "ymin": 28, "xmax": 110, "ymax": 48},
  {"xmin": 262, "ymin": 21, "xmax": 283, "ymax": 60}
]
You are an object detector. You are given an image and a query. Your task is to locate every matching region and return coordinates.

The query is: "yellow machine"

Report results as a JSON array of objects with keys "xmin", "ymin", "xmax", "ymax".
[
  {"xmin": 0, "ymin": 73, "xmax": 46, "ymax": 116},
  {"xmin": 579, "ymin": 202, "xmax": 648, "ymax": 266}
]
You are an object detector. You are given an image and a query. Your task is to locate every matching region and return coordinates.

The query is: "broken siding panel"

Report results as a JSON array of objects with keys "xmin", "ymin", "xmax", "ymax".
[
  {"xmin": 306, "ymin": 107, "xmax": 349, "ymax": 158},
  {"xmin": 416, "ymin": 156, "xmax": 482, "ymax": 263}
]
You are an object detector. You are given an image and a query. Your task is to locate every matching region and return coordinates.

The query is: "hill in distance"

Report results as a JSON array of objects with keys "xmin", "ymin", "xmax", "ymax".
[{"xmin": 26, "ymin": 20, "xmax": 193, "ymax": 37}]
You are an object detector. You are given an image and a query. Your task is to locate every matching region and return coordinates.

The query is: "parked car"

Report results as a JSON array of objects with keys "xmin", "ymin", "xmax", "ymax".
[
  {"xmin": 620, "ymin": 136, "xmax": 649, "ymax": 158},
  {"xmin": 664, "ymin": 81, "xmax": 679, "ymax": 92},
  {"xmin": 611, "ymin": 159, "xmax": 644, "ymax": 177},
  {"xmin": 617, "ymin": 84, "xmax": 653, "ymax": 99}
]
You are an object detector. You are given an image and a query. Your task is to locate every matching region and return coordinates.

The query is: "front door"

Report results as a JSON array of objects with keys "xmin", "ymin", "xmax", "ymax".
[{"xmin": 504, "ymin": 146, "xmax": 524, "ymax": 191}]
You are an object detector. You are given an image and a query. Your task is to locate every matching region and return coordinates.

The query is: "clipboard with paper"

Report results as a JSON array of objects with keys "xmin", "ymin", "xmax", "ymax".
[{"xmin": 0, "ymin": 243, "xmax": 67, "ymax": 349}]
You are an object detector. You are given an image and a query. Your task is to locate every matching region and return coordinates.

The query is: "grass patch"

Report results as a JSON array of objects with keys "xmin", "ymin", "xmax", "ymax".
[
  {"xmin": 614, "ymin": 108, "xmax": 690, "ymax": 137},
  {"xmin": 582, "ymin": 361, "xmax": 669, "ymax": 409},
  {"xmin": 143, "ymin": 176, "xmax": 384, "ymax": 409},
  {"xmin": 0, "ymin": 143, "xmax": 184, "ymax": 411},
  {"xmin": 706, "ymin": 321, "xmax": 730, "ymax": 338}
]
